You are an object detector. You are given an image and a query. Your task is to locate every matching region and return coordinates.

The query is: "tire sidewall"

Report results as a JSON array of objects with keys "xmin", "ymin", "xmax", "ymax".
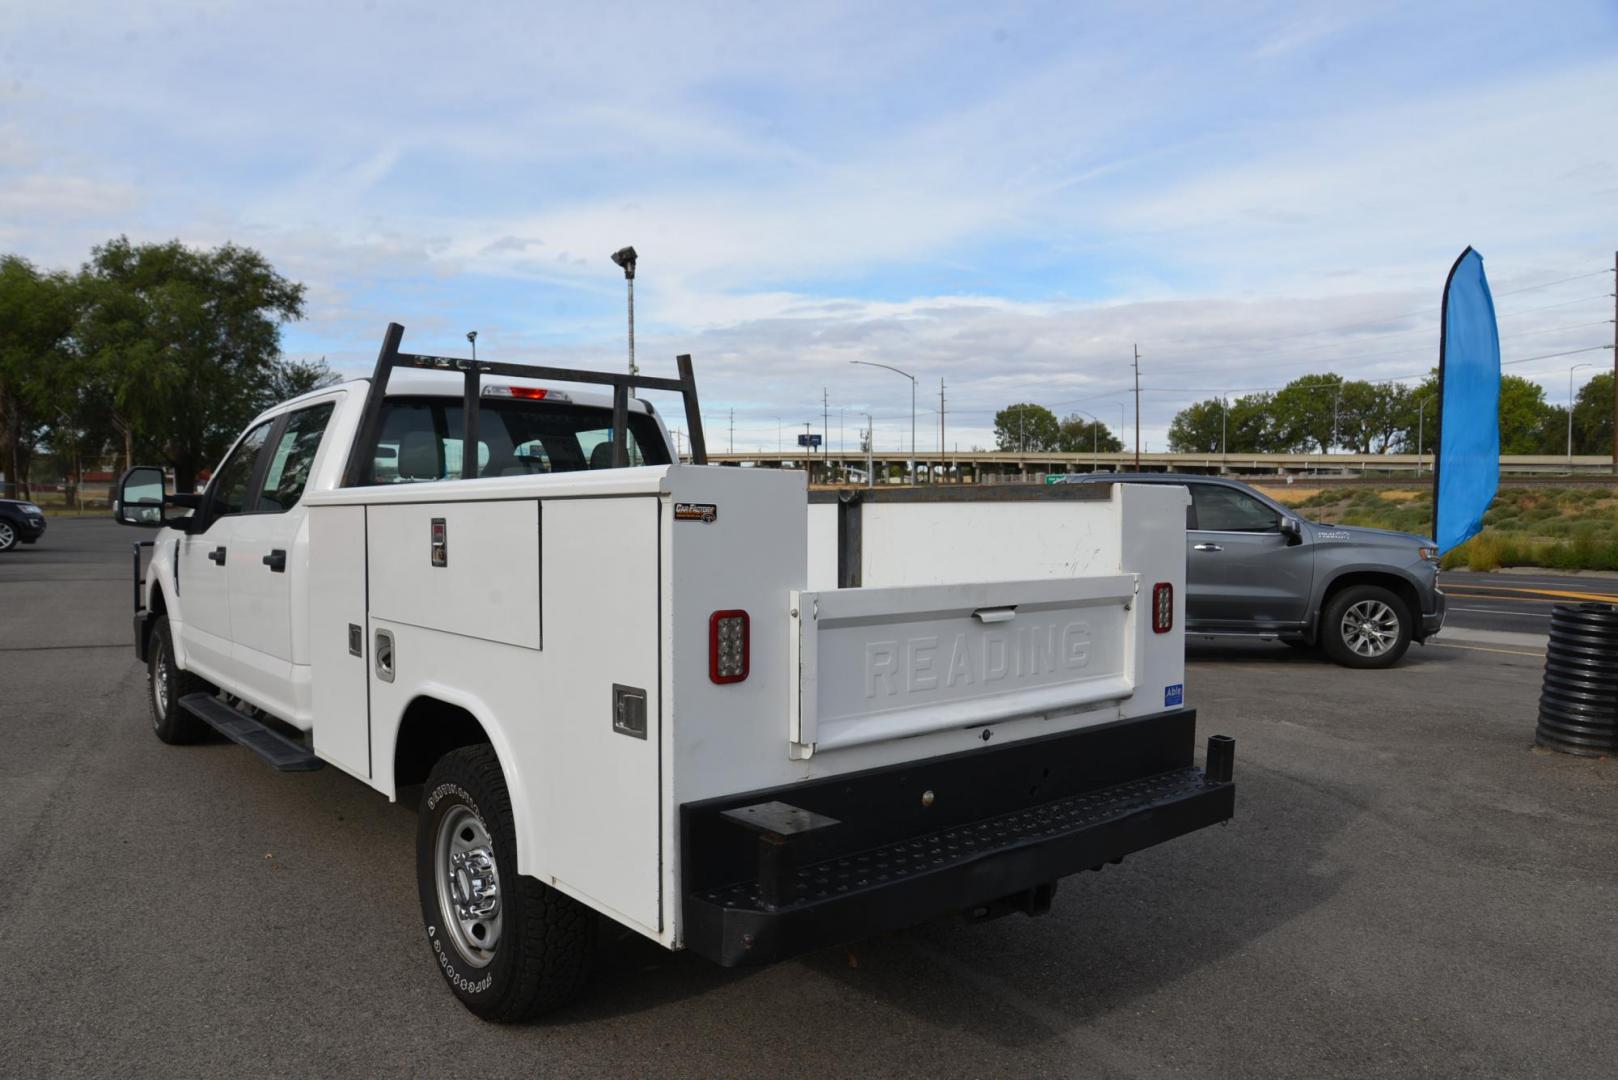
[
  {"xmin": 148, "ymin": 618, "xmax": 179, "ymax": 737},
  {"xmin": 0, "ymin": 521, "xmax": 16, "ymax": 551},
  {"xmin": 416, "ymin": 762, "xmax": 519, "ymax": 1015},
  {"xmin": 1322, "ymin": 585, "xmax": 1411, "ymax": 668}
]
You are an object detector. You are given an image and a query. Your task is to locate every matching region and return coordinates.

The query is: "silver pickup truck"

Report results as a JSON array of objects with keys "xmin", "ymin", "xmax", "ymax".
[{"xmin": 1061, "ymin": 474, "xmax": 1444, "ymax": 667}]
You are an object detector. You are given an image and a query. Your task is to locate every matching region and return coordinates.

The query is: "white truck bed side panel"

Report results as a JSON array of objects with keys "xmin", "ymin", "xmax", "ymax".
[
  {"xmin": 859, "ymin": 499, "xmax": 1118, "ymax": 586},
  {"xmin": 307, "ymin": 504, "xmax": 371, "ymax": 778},
  {"xmin": 1114, "ymin": 483, "xmax": 1190, "ymax": 718},
  {"xmin": 366, "ymin": 501, "xmax": 541, "ymax": 650},
  {"xmin": 806, "ymin": 502, "xmax": 838, "ymax": 590},
  {"xmin": 537, "ymin": 496, "xmax": 663, "ymax": 933}
]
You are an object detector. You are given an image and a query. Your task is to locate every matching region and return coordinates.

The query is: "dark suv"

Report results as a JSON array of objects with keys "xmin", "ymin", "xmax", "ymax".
[
  {"xmin": 0, "ymin": 498, "xmax": 47, "ymax": 551},
  {"xmin": 1060, "ymin": 474, "xmax": 1444, "ymax": 667}
]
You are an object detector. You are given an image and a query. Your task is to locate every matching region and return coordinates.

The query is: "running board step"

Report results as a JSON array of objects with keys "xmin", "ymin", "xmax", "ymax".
[{"xmin": 178, "ymin": 693, "xmax": 324, "ymax": 772}]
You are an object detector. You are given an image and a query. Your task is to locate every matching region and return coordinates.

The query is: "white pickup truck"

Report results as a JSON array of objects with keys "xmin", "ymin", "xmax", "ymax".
[{"xmin": 115, "ymin": 323, "xmax": 1235, "ymax": 1022}]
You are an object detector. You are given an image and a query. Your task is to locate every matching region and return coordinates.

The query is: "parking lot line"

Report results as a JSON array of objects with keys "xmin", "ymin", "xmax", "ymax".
[{"xmin": 1430, "ymin": 641, "xmax": 1546, "ymax": 657}]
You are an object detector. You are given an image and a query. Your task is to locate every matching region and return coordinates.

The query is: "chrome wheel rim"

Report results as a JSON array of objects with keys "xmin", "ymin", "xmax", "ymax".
[
  {"xmin": 1341, "ymin": 600, "xmax": 1399, "ymax": 657},
  {"xmin": 153, "ymin": 642, "xmax": 170, "ymax": 724},
  {"xmin": 0, "ymin": 522, "xmax": 13, "ymax": 548},
  {"xmin": 434, "ymin": 804, "xmax": 502, "ymax": 968}
]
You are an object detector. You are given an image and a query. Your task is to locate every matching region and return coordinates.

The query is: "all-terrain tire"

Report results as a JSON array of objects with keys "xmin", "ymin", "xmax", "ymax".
[
  {"xmin": 1319, "ymin": 585, "xmax": 1412, "ymax": 669},
  {"xmin": 147, "ymin": 615, "xmax": 214, "ymax": 743},
  {"xmin": 417, "ymin": 745, "xmax": 595, "ymax": 1022}
]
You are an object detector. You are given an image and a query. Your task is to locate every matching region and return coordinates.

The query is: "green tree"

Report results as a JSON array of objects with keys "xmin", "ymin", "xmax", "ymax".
[
  {"xmin": 75, "ymin": 237, "xmax": 306, "ymax": 490},
  {"xmin": 1572, "ymin": 371, "xmax": 1614, "ymax": 456},
  {"xmin": 994, "ymin": 403, "xmax": 1060, "ymax": 451},
  {"xmin": 1057, "ymin": 413, "xmax": 1122, "ymax": 454},
  {"xmin": 1271, "ymin": 374, "xmax": 1343, "ymax": 452},
  {"xmin": 1400, "ymin": 372, "xmax": 1560, "ymax": 456},
  {"xmin": 1337, "ymin": 381, "xmax": 1409, "ymax": 454},
  {"xmin": 0, "ymin": 255, "xmax": 80, "ymax": 499},
  {"xmin": 1166, "ymin": 398, "xmax": 1224, "ymax": 452}
]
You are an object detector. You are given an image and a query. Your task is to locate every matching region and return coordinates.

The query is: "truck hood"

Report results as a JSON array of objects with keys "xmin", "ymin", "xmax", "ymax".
[{"xmin": 1307, "ymin": 522, "xmax": 1433, "ymax": 549}]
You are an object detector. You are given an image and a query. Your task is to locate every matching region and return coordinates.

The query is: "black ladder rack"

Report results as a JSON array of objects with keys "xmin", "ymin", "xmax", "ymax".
[{"xmin": 341, "ymin": 321, "xmax": 708, "ymax": 487}]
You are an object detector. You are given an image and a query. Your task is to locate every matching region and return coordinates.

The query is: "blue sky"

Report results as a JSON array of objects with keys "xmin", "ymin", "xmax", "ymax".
[{"xmin": 5, "ymin": 1, "xmax": 1617, "ymax": 452}]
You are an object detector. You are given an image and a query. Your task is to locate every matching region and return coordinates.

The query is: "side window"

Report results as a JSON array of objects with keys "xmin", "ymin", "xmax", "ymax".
[
  {"xmin": 1190, "ymin": 485, "xmax": 1281, "ymax": 532},
  {"xmin": 258, "ymin": 402, "xmax": 336, "ymax": 512},
  {"xmin": 210, "ymin": 422, "xmax": 273, "ymax": 518}
]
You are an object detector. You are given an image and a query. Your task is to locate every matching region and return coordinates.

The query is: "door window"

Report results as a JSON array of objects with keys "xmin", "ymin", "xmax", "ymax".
[
  {"xmin": 258, "ymin": 402, "xmax": 336, "ymax": 512},
  {"xmin": 210, "ymin": 421, "xmax": 273, "ymax": 517},
  {"xmin": 1190, "ymin": 485, "xmax": 1280, "ymax": 532}
]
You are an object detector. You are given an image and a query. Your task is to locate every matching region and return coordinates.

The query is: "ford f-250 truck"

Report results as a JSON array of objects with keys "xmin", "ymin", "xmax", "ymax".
[{"xmin": 115, "ymin": 323, "xmax": 1235, "ymax": 1022}]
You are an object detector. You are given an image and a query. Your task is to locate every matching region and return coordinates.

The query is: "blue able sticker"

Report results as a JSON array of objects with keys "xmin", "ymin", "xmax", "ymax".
[{"xmin": 1165, "ymin": 683, "xmax": 1184, "ymax": 707}]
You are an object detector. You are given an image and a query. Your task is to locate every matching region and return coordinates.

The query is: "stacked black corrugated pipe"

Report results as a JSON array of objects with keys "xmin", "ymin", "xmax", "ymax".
[{"xmin": 1536, "ymin": 602, "xmax": 1618, "ymax": 756}]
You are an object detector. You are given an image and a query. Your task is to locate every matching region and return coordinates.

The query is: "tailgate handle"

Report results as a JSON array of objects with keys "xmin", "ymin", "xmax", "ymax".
[{"xmin": 973, "ymin": 606, "xmax": 1017, "ymax": 624}]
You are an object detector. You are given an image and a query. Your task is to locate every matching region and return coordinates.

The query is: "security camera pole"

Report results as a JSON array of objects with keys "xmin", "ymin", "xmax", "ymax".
[{"xmin": 611, "ymin": 246, "xmax": 638, "ymax": 396}]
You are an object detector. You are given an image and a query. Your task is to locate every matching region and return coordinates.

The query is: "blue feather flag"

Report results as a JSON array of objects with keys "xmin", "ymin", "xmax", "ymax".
[{"xmin": 1433, "ymin": 247, "xmax": 1501, "ymax": 555}]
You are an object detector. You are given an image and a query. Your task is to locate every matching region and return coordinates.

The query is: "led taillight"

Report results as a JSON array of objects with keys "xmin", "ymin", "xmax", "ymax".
[
  {"xmin": 710, "ymin": 610, "xmax": 750, "ymax": 683},
  {"xmin": 1152, "ymin": 583, "xmax": 1173, "ymax": 633}
]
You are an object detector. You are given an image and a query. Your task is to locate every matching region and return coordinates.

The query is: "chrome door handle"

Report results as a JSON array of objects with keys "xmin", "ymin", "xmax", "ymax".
[{"xmin": 1193, "ymin": 543, "xmax": 1223, "ymax": 552}]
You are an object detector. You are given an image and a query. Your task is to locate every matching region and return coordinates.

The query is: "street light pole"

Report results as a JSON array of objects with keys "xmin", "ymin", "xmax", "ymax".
[
  {"xmin": 850, "ymin": 360, "xmax": 917, "ymax": 483},
  {"xmin": 610, "ymin": 246, "xmax": 638, "ymax": 394},
  {"xmin": 864, "ymin": 413, "xmax": 874, "ymax": 487},
  {"xmin": 1569, "ymin": 362, "xmax": 1596, "ymax": 471}
]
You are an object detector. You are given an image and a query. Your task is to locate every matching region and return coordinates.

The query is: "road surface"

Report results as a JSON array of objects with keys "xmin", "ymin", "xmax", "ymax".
[{"xmin": 3, "ymin": 520, "xmax": 1615, "ymax": 1079}]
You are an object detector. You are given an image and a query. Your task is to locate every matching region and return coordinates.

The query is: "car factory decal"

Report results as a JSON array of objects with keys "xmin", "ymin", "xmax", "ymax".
[
  {"xmin": 674, "ymin": 502, "xmax": 718, "ymax": 523},
  {"xmin": 1316, "ymin": 530, "xmax": 1351, "ymax": 541}
]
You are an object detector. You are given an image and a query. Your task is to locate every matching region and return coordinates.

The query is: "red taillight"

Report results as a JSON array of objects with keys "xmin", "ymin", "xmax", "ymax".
[
  {"xmin": 1152, "ymin": 583, "xmax": 1173, "ymax": 633},
  {"xmin": 507, "ymin": 386, "xmax": 549, "ymax": 399},
  {"xmin": 710, "ymin": 610, "xmax": 750, "ymax": 683}
]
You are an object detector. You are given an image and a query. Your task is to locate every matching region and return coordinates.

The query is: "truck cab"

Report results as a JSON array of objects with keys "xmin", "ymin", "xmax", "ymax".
[{"xmin": 116, "ymin": 323, "xmax": 1235, "ymax": 1022}]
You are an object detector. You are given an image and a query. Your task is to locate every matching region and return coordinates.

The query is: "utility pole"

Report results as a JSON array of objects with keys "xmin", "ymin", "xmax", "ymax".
[
  {"xmin": 865, "ymin": 413, "xmax": 874, "ymax": 487},
  {"xmin": 1612, "ymin": 250, "xmax": 1617, "ymax": 474},
  {"xmin": 1132, "ymin": 344, "xmax": 1141, "ymax": 470},
  {"xmin": 728, "ymin": 408, "xmax": 734, "ymax": 455},
  {"xmin": 822, "ymin": 387, "xmax": 829, "ymax": 476},
  {"xmin": 939, "ymin": 378, "xmax": 946, "ymax": 483}
]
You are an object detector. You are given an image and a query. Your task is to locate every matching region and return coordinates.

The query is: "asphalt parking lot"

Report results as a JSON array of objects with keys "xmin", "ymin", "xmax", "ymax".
[{"xmin": 3, "ymin": 519, "xmax": 1615, "ymax": 1079}]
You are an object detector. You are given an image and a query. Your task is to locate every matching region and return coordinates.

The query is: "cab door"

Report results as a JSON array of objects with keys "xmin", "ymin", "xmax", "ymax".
[
  {"xmin": 178, "ymin": 420, "xmax": 274, "ymax": 682},
  {"xmin": 1186, "ymin": 483, "xmax": 1313, "ymax": 630},
  {"xmin": 227, "ymin": 399, "xmax": 339, "ymax": 718}
]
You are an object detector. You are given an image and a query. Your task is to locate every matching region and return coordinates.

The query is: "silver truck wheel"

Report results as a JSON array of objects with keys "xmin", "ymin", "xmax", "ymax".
[
  {"xmin": 416, "ymin": 744, "xmax": 595, "ymax": 1021},
  {"xmin": 434, "ymin": 804, "xmax": 504, "ymax": 967},
  {"xmin": 1321, "ymin": 585, "xmax": 1412, "ymax": 669}
]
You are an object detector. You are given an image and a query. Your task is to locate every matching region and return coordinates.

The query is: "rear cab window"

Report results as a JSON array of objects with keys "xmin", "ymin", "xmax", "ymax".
[{"xmin": 363, "ymin": 397, "xmax": 669, "ymax": 484}]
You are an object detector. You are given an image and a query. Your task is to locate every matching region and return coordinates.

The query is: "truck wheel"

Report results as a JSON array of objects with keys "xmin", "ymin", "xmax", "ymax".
[
  {"xmin": 417, "ymin": 745, "xmax": 595, "ymax": 1022},
  {"xmin": 1320, "ymin": 585, "xmax": 1411, "ymax": 669},
  {"xmin": 147, "ymin": 615, "xmax": 213, "ymax": 744}
]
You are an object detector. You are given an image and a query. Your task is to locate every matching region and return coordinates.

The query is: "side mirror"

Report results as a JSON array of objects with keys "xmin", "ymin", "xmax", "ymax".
[
  {"xmin": 114, "ymin": 466, "xmax": 168, "ymax": 528},
  {"xmin": 1279, "ymin": 516, "xmax": 1303, "ymax": 545}
]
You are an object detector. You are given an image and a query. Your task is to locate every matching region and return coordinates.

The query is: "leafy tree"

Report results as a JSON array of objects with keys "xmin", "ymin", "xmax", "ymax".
[
  {"xmin": 1337, "ymin": 381, "xmax": 1409, "ymax": 454},
  {"xmin": 75, "ymin": 237, "xmax": 306, "ymax": 490},
  {"xmin": 0, "ymin": 256, "xmax": 79, "ymax": 498},
  {"xmin": 1572, "ymin": 371, "xmax": 1614, "ymax": 456},
  {"xmin": 993, "ymin": 403, "xmax": 1060, "ymax": 451},
  {"xmin": 1166, "ymin": 398, "xmax": 1224, "ymax": 452},
  {"xmin": 1057, "ymin": 413, "xmax": 1121, "ymax": 453},
  {"xmin": 1271, "ymin": 374, "xmax": 1343, "ymax": 452},
  {"xmin": 1497, "ymin": 375, "xmax": 1555, "ymax": 455}
]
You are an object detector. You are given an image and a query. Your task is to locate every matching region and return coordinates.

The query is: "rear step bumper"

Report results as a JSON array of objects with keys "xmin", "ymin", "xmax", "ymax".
[{"xmin": 681, "ymin": 709, "xmax": 1232, "ymax": 967}]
